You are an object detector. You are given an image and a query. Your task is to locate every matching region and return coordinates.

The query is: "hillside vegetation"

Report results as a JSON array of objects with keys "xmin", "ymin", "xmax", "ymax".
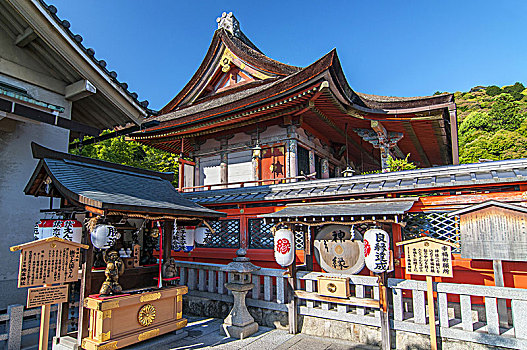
[{"xmin": 447, "ymin": 82, "xmax": 527, "ymax": 163}]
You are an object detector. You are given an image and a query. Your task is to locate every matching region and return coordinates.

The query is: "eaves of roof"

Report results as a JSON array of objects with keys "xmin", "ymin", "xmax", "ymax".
[
  {"xmin": 183, "ymin": 158, "xmax": 527, "ymax": 205},
  {"xmin": 12, "ymin": 0, "xmax": 153, "ymax": 117}
]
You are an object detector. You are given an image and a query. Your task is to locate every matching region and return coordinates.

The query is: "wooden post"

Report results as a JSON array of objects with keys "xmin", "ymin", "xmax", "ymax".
[
  {"xmin": 493, "ymin": 260, "xmax": 509, "ymax": 327},
  {"xmin": 39, "ymin": 285, "xmax": 51, "ymax": 350},
  {"xmin": 305, "ymin": 226, "xmax": 313, "ymax": 271},
  {"xmin": 78, "ymin": 244, "xmax": 93, "ymax": 346},
  {"xmin": 426, "ymin": 275, "xmax": 437, "ymax": 350},
  {"xmin": 287, "ymin": 263, "xmax": 298, "ymax": 334},
  {"xmin": 378, "ymin": 273, "xmax": 391, "ymax": 350}
]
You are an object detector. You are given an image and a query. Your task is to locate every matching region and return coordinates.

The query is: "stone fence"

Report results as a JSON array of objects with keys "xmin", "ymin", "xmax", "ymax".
[{"xmin": 176, "ymin": 260, "xmax": 527, "ymax": 349}]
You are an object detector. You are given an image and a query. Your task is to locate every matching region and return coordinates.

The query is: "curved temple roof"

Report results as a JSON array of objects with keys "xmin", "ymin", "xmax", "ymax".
[
  {"xmin": 132, "ymin": 13, "xmax": 457, "ymax": 169},
  {"xmin": 24, "ymin": 143, "xmax": 225, "ymax": 218}
]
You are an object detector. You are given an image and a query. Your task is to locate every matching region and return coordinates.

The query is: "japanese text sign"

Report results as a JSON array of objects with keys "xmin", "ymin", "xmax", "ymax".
[
  {"xmin": 27, "ymin": 285, "xmax": 68, "ymax": 308},
  {"xmin": 397, "ymin": 237, "xmax": 455, "ymax": 278},
  {"xmin": 364, "ymin": 228, "xmax": 390, "ymax": 273},
  {"xmin": 10, "ymin": 237, "xmax": 88, "ymax": 288}
]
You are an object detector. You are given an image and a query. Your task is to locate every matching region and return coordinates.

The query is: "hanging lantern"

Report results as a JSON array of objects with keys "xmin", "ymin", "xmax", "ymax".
[
  {"xmin": 35, "ymin": 220, "xmax": 53, "ymax": 240},
  {"xmin": 34, "ymin": 219, "xmax": 82, "ymax": 242},
  {"xmin": 183, "ymin": 226, "xmax": 195, "ymax": 252},
  {"xmin": 90, "ymin": 225, "xmax": 120, "ymax": 249},
  {"xmin": 363, "ymin": 228, "xmax": 390, "ymax": 274},
  {"xmin": 274, "ymin": 228, "xmax": 295, "ymax": 267},
  {"xmin": 194, "ymin": 227, "xmax": 210, "ymax": 245}
]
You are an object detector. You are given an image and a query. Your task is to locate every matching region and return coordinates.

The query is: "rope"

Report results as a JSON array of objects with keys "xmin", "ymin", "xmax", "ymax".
[{"xmin": 269, "ymin": 219, "xmax": 395, "ymax": 235}]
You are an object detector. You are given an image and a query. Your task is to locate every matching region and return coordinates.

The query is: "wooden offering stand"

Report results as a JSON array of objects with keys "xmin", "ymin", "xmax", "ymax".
[{"xmin": 81, "ymin": 285, "xmax": 187, "ymax": 350}]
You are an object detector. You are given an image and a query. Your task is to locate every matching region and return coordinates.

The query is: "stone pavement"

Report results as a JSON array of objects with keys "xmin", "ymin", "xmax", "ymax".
[{"xmin": 128, "ymin": 316, "xmax": 379, "ymax": 350}]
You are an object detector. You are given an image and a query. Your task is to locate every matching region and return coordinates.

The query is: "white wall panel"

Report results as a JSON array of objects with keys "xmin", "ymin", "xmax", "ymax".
[
  {"xmin": 228, "ymin": 150, "xmax": 252, "ymax": 185},
  {"xmin": 200, "ymin": 155, "xmax": 221, "ymax": 186}
]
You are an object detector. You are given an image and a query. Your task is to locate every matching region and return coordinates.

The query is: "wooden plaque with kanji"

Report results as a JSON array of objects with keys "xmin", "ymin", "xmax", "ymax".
[
  {"xmin": 10, "ymin": 237, "xmax": 88, "ymax": 288},
  {"xmin": 397, "ymin": 237, "xmax": 456, "ymax": 278}
]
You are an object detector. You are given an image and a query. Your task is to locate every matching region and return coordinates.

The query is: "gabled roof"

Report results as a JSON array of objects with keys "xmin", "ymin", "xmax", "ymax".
[
  {"xmin": 24, "ymin": 143, "xmax": 225, "ymax": 218},
  {"xmin": 133, "ymin": 13, "xmax": 457, "ymax": 168},
  {"xmin": 159, "ymin": 28, "xmax": 302, "ymax": 114},
  {"xmin": 447, "ymin": 200, "xmax": 527, "ymax": 216}
]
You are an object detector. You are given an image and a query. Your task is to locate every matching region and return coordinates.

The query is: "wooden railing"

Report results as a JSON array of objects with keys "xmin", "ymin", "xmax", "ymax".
[
  {"xmin": 180, "ymin": 173, "xmax": 317, "ymax": 192},
  {"xmin": 389, "ymin": 278, "xmax": 527, "ymax": 349},
  {"xmin": 175, "ymin": 260, "xmax": 289, "ymax": 311},
  {"xmin": 176, "ymin": 260, "xmax": 527, "ymax": 349},
  {"xmin": 296, "ymin": 271, "xmax": 381, "ymax": 327}
]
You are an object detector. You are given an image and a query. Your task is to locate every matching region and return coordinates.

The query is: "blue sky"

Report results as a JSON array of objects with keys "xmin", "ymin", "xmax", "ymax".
[{"xmin": 49, "ymin": 0, "xmax": 527, "ymax": 111}]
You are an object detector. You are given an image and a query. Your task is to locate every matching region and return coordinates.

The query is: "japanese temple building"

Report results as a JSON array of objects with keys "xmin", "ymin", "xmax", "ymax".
[{"xmin": 130, "ymin": 13, "xmax": 527, "ymax": 288}]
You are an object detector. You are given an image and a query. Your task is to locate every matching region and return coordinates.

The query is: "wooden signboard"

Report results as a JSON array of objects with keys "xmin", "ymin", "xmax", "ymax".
[
  {"xmin": 10, "ymin": 237, "xmax": 88, "ymax": 288},
  {"xmin": 11, "ymin": 237, "xmax": 88, "ymax": 350},
  {"xmin": 397, "ymin": 237, "xmax": 457, "ymax": 350},
  {"xmin": 27, "ymin": 285, "xmax": 69, "ymax": 308},
  {"xmin": 402, "ymin": 237, "xmax": 453, "ymax": 278},
  {"xmin": 452, "ymin": 202, "xmax": 527, "ymax": 261}
]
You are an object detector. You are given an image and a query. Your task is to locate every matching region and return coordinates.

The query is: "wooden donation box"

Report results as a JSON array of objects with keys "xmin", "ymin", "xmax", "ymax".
[
  {"xmin": 82, "ymin": 286, "xmax": 188, "ymax": 350},
  {"xmin": 317, "ymin": 276, "xmax": 350, "ymax": 298}
]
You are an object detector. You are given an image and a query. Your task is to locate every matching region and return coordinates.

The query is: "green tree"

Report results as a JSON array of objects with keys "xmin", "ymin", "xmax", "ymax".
[
  {"xmin": 387, "ymin": 154, "xmax": 417, "ymax": 172},
  {"xmin": 71, "ymin": 131, "xmax": 180, "ymax": 185},
  {"xmin": 486, "ymin": 85, "xmax": 502, "ymax": 96}
]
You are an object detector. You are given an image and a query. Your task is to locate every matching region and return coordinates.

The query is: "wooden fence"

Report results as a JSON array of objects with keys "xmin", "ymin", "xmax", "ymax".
[
  {"xmin": 389, "ymin": 278, "xmax": 527, "ymax": 349},
  {"xmin": 177, "ymin": 260, "xmax": 527, "ymax": 349}
]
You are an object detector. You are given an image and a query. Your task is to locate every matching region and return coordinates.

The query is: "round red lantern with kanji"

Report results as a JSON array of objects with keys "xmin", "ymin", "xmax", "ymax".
[{"xmin": 274, "ymin": 229, "xmax": 294, "ymax": 267}]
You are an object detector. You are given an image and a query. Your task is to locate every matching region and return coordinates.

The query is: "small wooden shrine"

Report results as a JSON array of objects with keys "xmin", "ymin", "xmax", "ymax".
[{"xmin": 22, "ymin": 143, "xmax": 224, "ymax": 350}]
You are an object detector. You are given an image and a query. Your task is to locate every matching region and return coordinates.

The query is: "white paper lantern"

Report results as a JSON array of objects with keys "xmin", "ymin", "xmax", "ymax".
[
  {"xmin": 35, "ymin": 219, "xmax": 82, "ymax": 243},
  {"xmin": 274, "ymin": 228, "xmax": 295, "ymax": 267},
  {"xmin": 183, "ymin": 226, "xmax": 195, "ymax": 252},
  {"xmin": 363, "ymin": 228, "xmax": 390, "ymax": 274},
  {"xmin": 194, "ymin": 227, "xmax": 210, "ymax": 245},
  {"xmin": 90, "ymin": 224, "xmax": 120, "ymax": 249}
]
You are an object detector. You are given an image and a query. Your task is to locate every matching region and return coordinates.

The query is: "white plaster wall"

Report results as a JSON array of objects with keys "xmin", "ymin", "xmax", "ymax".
[
  {"xmin": 200, "ymin": 155, "xmax": 221, "ymax": 186},
  {"xmin": 0, "ymin": 121, "xmax": 69, "ymax": 308},
  {"xmin": 0, "ymin": 71, "xmax": 70, "ymax": 308},
  {"xmin": 227, "ymin": 150, "xmax": 252, "ymax": 185}
]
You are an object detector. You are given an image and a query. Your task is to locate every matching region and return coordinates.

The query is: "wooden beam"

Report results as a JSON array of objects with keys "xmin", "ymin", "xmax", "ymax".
[
  {"xmin": 65, "ymin": 79, "xmax": 96, "ymax": 101},
  {"xmin": 403, "ymin": 121, "xmax": 431, "ymax": 167},
  {"xmin": 309, "ymin": 103, "xmax": 377, "ymax": 164},
  {"xmin": 294, "ymin": 290, "xmax": 380, "ymax": 308},
  {"xmin": 449, "ymin": 106, "xmax": 459, "ymax": 165},
  {"xmin": 15, "ymin": 26, "xmax": 37, "ymax": 47}
]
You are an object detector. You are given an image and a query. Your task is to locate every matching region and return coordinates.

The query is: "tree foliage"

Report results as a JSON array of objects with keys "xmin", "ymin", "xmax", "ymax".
[
  {"xmin": 70, "ymin": 131, "xmax": 180, "ymax": 185},
  {"xmin": 457, "ymin": 82, "xmax": 527, "ymax": 164},
  {"xmin": 387, "ymin": 154, "xmax": 417, "ymax": 172}
]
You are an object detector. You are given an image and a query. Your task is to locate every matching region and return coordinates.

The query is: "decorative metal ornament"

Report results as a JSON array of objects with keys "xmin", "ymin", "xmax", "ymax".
[{"xmin": 137, "ymin": 304, "xmax": 156, "ymax": 327}]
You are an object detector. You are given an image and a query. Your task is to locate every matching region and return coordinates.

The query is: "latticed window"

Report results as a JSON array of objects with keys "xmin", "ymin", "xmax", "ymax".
[
  {"xmin": 248, "ymin": 219, "xmax": 274, "ymax": 249},
  {"xmin": 248, "ymin": 219, "xmax": 306, "ymax": 250},
  {"xmin": 402, "ymin": 212, "xmax": 460, "ymax": 252},
  {"xmin": 207, "ymin": 219, "xmax": 240, "ymax": 248},
  {"xmin": 293, "ymin": 228, "xmax": 304, "ymax": 251}
]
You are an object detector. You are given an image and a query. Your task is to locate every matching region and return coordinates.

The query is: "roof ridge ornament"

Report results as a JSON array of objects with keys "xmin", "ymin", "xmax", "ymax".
[{"xmin": 216, "ymin": 12, "xmax": 240, "ymax": 37}]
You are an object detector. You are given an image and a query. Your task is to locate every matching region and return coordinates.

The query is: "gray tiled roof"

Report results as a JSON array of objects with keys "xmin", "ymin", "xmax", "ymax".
[
  {"xmin": 261, "ymin": 198, "xmax": 417, "ymax": 218},
  {"xmin": 40, "ymin": 158, "xmax": 222, "ymax": 217},
  {"xmin": 183, "ymin": 158, "xmax": 527, "ymax": 205},
  {"xmin": 26, "ymin": 143, "xmax": 223, "ymax": 218}
]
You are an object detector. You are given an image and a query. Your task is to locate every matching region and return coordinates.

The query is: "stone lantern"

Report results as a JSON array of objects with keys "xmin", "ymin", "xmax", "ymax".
[{"xmin": 220, "ymin": 248, "xmax": 261, "ymax": 339}]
